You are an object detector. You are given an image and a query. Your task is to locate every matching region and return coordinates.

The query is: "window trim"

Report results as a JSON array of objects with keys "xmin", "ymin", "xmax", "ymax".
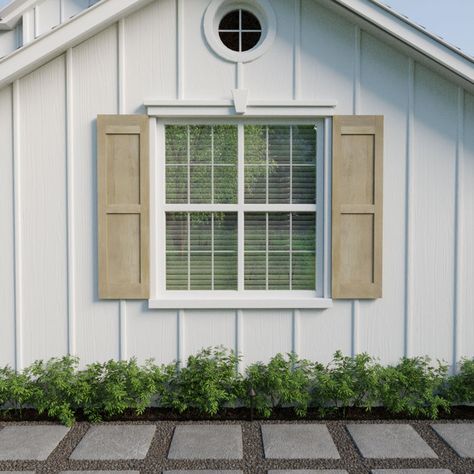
[{"xmin": 149, "ymin": 116, "xmax": 332, "ymax": 309}]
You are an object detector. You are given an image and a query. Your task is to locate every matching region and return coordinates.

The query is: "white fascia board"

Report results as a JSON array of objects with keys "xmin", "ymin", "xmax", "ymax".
[
  {"xmin": 0, "ymin": 0, "xmax": 153, "ymax": 88},
  {"xmin": 0, "ymin": 0, "xmax": 36, "ymax": 30},
  {"xmin": 319, "ymin": 0, "xmax": 474, "ymax": 84}
]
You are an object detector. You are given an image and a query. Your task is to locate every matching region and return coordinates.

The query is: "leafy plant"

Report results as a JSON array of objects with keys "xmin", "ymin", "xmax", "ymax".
[
  {"xmin": 377, "ymin": 356, "xmax": 450, "ymax": 419},
  {"xmin": 244, "ymin": 353, "xmax": 314, "ymax": 418},
  {"xmin": 311, "ymin": 351, "xmax": 380, "ymax": 416},
  {"xmin": 446, "ymin": 358, "xmax": 474, "ymax": 403},
  {"xmin": 24, "ymin": 356, "xmax": 80, "ymax": 426},
  {"xmin": 0, "ymin": 365, "xmax": 33, "ymax": 415},
  {"xmin": 161, "ymin": 346, "xmax": 241, "ymax": 416},
  {"xmin": 75, "ymin": 358, "xmax": 163, "ymax": 422}
]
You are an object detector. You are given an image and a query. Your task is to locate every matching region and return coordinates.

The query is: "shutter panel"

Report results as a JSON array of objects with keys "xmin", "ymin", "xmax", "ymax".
[
  {"xmin": 332, "ymin": 115, "xmax": 383, "ymax": 299},
  {"xmin": 97, "ymin": 115, "xmax": 149, "ymax": 299}
]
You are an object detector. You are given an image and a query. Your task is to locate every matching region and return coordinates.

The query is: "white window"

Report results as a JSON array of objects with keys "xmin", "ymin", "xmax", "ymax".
[{"xmin": 151, "ymin": 119, "xmax": 330, "ymax": 309}]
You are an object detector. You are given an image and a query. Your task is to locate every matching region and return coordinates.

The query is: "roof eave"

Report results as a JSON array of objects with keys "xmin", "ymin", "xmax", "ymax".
[{"xmin": 319, "ymin": 0, "xmax": 474, "ymax": 85}]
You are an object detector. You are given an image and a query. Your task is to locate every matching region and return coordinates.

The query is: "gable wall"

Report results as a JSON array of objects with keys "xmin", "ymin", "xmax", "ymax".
[{"xmin": 0, "ymin": 0, "xmax": 472, "ymax": 369}]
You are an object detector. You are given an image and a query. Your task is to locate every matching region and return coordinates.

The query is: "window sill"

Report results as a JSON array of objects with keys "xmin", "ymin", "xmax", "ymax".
[{"xmin": 148, "ymin": 298, "xmax": 333, "ymax": 309}]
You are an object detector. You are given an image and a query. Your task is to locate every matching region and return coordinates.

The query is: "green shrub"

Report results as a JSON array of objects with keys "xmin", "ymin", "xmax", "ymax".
[
  {"xmin": 75, "ymin": 358, "xmax": 164, "ymax": 423},
  {"xmin": 0, "ymin": 365, "xmax": 33, "ymax": 414},
  {"xmin": 24, "ymin": 356, "xmax": 80, "ymax": 426},
  {"xmin": 244, "ymin": 353, "xmax": 314, "ymax": 418},
  {"xmin": 446, "ymin": 358, "xmax": 474, "ymax": 403},
  {"xmin": 311, "ymin": 351, "xmax": 380, "ymax": 416},
  {"xmin": 161, "ymin": 347, "xmax": 241, "ymax": 416},
  {"xmin": 377, "ymin": 356, "xmax": 449, "ymax": 419}
]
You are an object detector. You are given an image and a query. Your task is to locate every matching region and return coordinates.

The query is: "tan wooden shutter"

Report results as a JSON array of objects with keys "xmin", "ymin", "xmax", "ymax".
[
  {"xmin": 332, "ymin": 115, "xmax": 383, "ymax": 299},
  {"xmin": 97, "ymin": 115, "xmax": 149, "ymax": 299}
]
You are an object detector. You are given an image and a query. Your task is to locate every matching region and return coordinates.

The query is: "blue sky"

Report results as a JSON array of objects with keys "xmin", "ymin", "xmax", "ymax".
[{"xmin": 0, "ymin": 0, "xmax": 473, "ymax": 56}]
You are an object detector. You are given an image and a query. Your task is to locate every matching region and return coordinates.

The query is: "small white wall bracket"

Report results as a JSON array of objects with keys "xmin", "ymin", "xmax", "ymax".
[{"xmin": 232, "ymin": 89, "xmax": 248, "ymax": 114}]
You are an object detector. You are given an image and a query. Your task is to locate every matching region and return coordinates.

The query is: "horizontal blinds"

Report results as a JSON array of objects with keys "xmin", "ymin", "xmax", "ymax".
[
  {"xmin": 166, "ymin": 125, "xmax": 238, "ymax": 204},
  {"xmin": 166, "ymin": 212, "xmax": 237, "ymax": 290},
  {"xmin": 244, "ymin": 212, "xmax": 315, "ymax": 290},
  {"xmin": 244, "ymin": 125, "xmax": 316, "ymax": 204}
]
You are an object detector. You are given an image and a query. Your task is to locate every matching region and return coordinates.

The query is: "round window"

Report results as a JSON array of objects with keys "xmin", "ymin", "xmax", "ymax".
[
  {"xmin": 204, "ymin": 0, "xmax": 276, "ymax": 63},
  {"xmin": 218, "ymin": 9, "xmax": 262, "ymax": 52}
]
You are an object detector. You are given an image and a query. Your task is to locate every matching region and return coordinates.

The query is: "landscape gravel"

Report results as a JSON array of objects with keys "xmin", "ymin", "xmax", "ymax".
[{"xmin": 0, "ymin": 419, "xmax": 472, "ymax": 473}]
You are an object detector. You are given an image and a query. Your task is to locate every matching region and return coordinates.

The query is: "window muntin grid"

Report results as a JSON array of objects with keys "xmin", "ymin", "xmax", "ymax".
[
  {"xmin": 162, "ymin": 122, "xmax": 321, "ymax": 294},
  {"xmin": 218, "ymin": 9, "xmax": 262, "ymax": 52}
]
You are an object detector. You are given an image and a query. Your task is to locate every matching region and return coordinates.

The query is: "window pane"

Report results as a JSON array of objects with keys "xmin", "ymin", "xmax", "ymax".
[
  {"xmin": 244, "ymin": 253, "xmax": 266, "ymax": 289},
  {"xmin": 293, "ymin": 165, "xmax": 315, "ymax": 204},
  {"xmin": 214, "ymin": 125, "xmax": 237, "ymax": 164},
  {"xmin": 268, "ymin": 164, "xmax": 290, "ymax": 203},
  {"xmin": 268, "ymin": 126, "xmax": 290, "ymax": 164},
  {"xmin": 245, "ymin": 165, "xmax": 266, "ymax": 203},
  {"xmin": 244, "ymin": 125, "xmax": 266, "ymax": 164},
  {"xmin": 268, "ymin": 213, "xmax": 289, "ymax": 251},
  {"xmin": 292, "ymin": 213, "xmax": 315, "ymax": 251},
  {"xmin": 166, "ymin": 212, "xmax": 237, "ymax": 290},
  {"xmin": 190, "ymin": 165, "xmax": 212, "ymax": 203},
  {"xmin": 269, "ymin": 253, "xmax": 290, "ymax": 289},
  {"xmin": 166, "ymin": 166, "xmax": 188, "ymax": 203},
  {"xmin": 244, "ymin": 213, "xmax": 266, "ymax": 252},
  {"xmin": 214, "ymin": 165, "xmax": 237, "ymax": 204},
  {"xmin": 293, "ymin": 125, "xmax": 316, "ymax": 165},
  {"xmin": 292, "ymin": 253, "xmax": 315, "ymax": 290},
  {"xmin": 166, "ymin": 125, "xmax": 187, "ymax": 164},
  {"xmin": 190, "ymin": 125, "xmax": 211, "ymax": 164}
]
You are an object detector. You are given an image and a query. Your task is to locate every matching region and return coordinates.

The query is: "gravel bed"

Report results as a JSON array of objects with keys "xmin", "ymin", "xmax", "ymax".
[{"xmin": 0, "ymin": 419, "xmax": 472, "ymax": 474}]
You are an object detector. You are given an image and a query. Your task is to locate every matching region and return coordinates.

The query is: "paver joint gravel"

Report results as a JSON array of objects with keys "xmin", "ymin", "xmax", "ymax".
[
  {"xmin": 267, "ymin": 470, "xmax": 348, "ymax": 473},
  {"xmin": 371, "ymin": 470, "xmax": 454, "ymax": 473},
  {"xmin": 168, "ymin": 424, "xmax": 243, "ymax": 460},
  {"xmin": 262, "ymin": 424, "xmax": 340, "ymax": 459},
  {"xmin": 0, "ymin": 425, "xmax": 70, "ymax": 461},
  {"xmin": 69, "ymin": 425, "xmax": 156, "ymax": 460},
  {"xmin": 431, "ymin": 423, "xmax": 474, "ymax": 458},
  {"xmin": 347, "ymin": 424, "xmax": 438, "ymax": 459}
]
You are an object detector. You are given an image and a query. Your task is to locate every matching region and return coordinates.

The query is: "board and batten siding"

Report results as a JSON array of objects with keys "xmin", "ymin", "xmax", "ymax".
[{"xmin": 0, "ymin": 0, "xmax": 473, "ymax": 369}]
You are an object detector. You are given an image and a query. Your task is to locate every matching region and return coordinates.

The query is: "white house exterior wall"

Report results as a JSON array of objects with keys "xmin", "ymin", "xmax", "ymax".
[{"xmin": 0, "ymin": 0, "xmax": 473, "ymax": 369}]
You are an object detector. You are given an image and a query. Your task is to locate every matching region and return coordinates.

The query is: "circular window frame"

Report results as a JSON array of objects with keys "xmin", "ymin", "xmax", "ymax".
[{"xmin": 204, "ymin": 0, "xmax": 276, "ymax": 63}]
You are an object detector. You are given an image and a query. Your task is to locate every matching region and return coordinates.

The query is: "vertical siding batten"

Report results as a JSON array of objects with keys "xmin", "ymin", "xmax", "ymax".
[
  {"xmin": 404, "ymin": 57, "xmax": 415, "ymax": 357},
  {"xmin": 177, "ymin": 0, "xmax": 184, "ymax": 99},
  {"xmin": 66, "ymin": 47, "xmax": 76, "ymax": 355},
  {"xmin": 12, "ymin": 79, "xmax": 22, "ymax": 370},
  {"xmin": 292, "ymin": 0, "xmax": 302, "ymax": 100},
  {"xmin": 351, "ymin": 24, "xmax": 361, "ymax": 357},
  {"xmin": 0, "ymin": 85, "xmax": 15, "ymax": 368},
  {"xmin": 118, "ymin": 17, "xmax": 127, "ymax": 361},
  {"xmin": 453, "ymin": 87, "xmax": 464, "ymax": 370},
  {"xmin": 235, "ymin": 310, "xmax": 243, "ymax": 371},
  {"xmin": 177, "ymin": 309, "xmax": 185, "ymax": 364}
]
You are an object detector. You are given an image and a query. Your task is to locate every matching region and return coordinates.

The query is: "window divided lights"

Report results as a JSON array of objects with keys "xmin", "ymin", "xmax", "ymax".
[
  {"xmin": 163, "ymin": 124, "xmax": 320, "ymax": 293},
  {"xmin": 218, "ymin": 9, "xmax": 262, "ymax": 52}
]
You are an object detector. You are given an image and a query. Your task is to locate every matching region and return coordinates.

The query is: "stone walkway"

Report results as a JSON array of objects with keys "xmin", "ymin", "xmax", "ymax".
[{"xmin": 0, "ymin": 420, "xmax": 473, "ymax": 473}]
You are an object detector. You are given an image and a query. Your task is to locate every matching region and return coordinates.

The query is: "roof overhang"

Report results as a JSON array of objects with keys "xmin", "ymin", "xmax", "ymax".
[
  {"xmin": 317, "ymin": 0, "xmax": 474, "ymax": 88},
  {"xmin": 0, "ymin": 0, "xmax": 473, "ymax": 92},
  {"xmin": 0, "ymin": 0, "xmax": 153, "ymax": 89}
]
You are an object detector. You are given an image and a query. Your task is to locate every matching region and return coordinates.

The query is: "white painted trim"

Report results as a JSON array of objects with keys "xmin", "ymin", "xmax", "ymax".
[
  {"xmin": 292, "ymin": 0, "xmax": 301, "ymax": 100},
  {"xmin": 65, "ymin": 47, "xmax": 76, "ymax": 356},
  {"xmin": 0, "ymin": 0, "xmax": 155, "ymax": 89},
  {"xmin": 203, "ymin": 0, "xmax": 276, "ymax": 63},
  {"xmin": 176, "ymin": 0, "xmax": 183, "ymax": 99},
  {"xmin": 323, "ymin": 116, "xmax": 332, "ymax": 298},
  {"xmin": 453, "ymin": 87, "xmax": 464, "ymax": 371},
  {"xmin": 318, "ymin": 0, "xmax": 474, "ymax": 84},
  {"xmin": 145, "ymin": 100, "xmax": 337, "ymax": 118},
  {"xmin": 177, "ymin": 309, "xmax": 184, "ymax": 364},
  {"xmin": 150, "ymin": 298, "xmax": 333, "ymax": 309},
  {"xmin": 0, "ymin": 0, "xmax": 37, "ymax": 30},
  {"xmin": 235, "ymin": 309, "xmax": 243, "ymax": 371},
  {"xmin": 404, "ymin": 57, "xmax": 415, "ymax": 358},
  {"xmin": 21, "ymin": 8, "xmax": 35, "ymax": 44},
  {"xmin": 292, "ymin": 309, "xmax": 300, "ymax": 354},
  {"xmin": 12, "ymin": 78, "xmax": 22, "ymax": 370}
]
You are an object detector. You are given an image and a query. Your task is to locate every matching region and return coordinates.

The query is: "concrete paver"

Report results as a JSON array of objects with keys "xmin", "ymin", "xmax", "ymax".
[
  {"xmin": 347, "ymin": 424, "xmax": 437, "ymax": 459},
  {"xmin": 0, "ymin": 425, "xmax": 69, "ymax": 460},
  {"xmin": 168, "ymin": 425, "xmax": 243, "ymax": 459},
  {"xmin": 262, "ymin": 424, "xmax": 340, "ymax": 459},
  {"xmin": 432, "ymin": 423, "xmax": 474, "ymax": 458},
  {"xmin": 70, "ymin": 425, "xmax": 155, "ymax": 460}
]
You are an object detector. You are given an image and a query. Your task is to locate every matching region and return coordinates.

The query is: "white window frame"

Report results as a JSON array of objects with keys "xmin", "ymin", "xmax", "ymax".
[{"xmin": 149, "ymin": 116, "xmax": 332, "ymax": 309}]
